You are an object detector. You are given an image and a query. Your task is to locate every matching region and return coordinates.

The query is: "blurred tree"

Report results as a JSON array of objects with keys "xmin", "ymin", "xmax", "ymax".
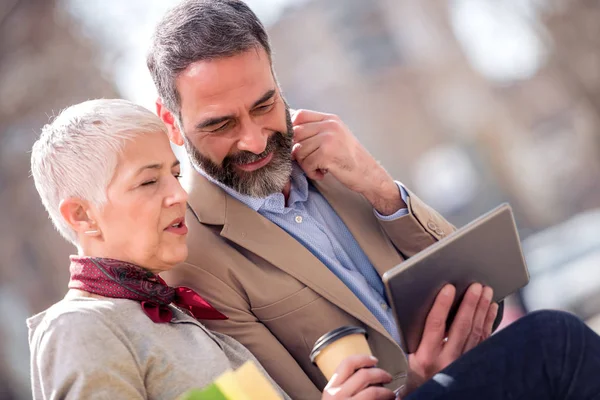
[
  {"xmin": 0, "ymin": 0, "xmax": 119, "ymax": 397},
  {"xmin": 543, "ymin": 0, "xmax": 600, "ymax": 116}
]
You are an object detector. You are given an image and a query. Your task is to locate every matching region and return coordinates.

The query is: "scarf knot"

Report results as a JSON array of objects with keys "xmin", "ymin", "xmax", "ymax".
[{"xmin": 68, "ymin": 256, "xmax": 227, "ymax": 323}]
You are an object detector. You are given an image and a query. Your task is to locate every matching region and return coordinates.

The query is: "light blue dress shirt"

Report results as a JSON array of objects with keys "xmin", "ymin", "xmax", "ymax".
[{"xmin": 198, "ymin": 163, "xmax": 409, "ymax": 344}]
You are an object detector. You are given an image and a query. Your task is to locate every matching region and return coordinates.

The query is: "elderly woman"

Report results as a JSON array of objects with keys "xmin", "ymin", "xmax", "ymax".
[{"xmin": 27, "ymin": 99, "xmax": 396, "ymax": 400}]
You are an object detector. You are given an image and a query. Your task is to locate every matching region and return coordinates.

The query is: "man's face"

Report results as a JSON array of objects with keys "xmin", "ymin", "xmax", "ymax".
[{"xmin": 165, "ymin": 48, "xmax": 293, "ymax": 198}]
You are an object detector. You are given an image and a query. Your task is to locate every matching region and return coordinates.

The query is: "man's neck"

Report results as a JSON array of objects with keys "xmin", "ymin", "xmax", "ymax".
[{"xmin": 282, "ymin": 180, "xmax": 292, "ymax": 204}]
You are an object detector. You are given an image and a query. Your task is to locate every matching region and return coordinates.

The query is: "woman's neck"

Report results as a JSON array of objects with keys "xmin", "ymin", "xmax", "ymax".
[
  {"xmin": 73, "ymin": 253, "xmax": 168, "ymax": 275},
  {"xmin": 64, "ymin": 288, "xmax": 105, "ymax": 300}
]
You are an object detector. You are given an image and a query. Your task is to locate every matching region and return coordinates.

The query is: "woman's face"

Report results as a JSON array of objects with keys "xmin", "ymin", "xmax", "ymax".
[{"xmin": 90, "ymin": 132, "xmax": 188, "ymax": 273}]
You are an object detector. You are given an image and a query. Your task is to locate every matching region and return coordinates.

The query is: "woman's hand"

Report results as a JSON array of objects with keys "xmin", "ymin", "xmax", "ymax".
[{"xmin": 321, "ymin": 355, "xmax": 396, "ymax": 400}]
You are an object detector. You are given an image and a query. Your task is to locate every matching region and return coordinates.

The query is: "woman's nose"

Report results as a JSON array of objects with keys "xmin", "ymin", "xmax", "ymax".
[{"xmin": 165, "ymin": 176, "xmax": 189, "ymax": 206}]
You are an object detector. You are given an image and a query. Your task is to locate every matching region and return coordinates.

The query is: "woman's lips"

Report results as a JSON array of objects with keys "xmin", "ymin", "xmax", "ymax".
[
  {"xmin": 235, "ymin": 152, "xmax": 274, "ymax": 172},
  {"xmin": 165, "ymin": 219, "xmax": 188, "ymax": 235}
]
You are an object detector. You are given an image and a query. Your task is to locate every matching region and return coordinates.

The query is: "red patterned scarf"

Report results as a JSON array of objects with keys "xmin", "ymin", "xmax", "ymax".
[{"xmin": 68, "ymin": 256, "xmax": 227, "ymax": 323}]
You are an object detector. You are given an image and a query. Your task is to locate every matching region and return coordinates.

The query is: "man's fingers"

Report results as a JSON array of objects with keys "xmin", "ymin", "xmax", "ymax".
[
  {"xmin": 444, "ymin": 283, "xmax": 482, "ymax": 358},
  {"xmin": 292, "ymin": 120, "xmax": 338, "ymax": 143},
  {"xmin": 417, "ymin": 285, "xmax": 455, "ymax": 357},
  {"xmin": 325, "ymin": 355, "xmax": 379, "ymax": 389},
  {"xmin": 483, "ymin": 302, "xmax": 500, "ymax": 339},
  {"xmin": 291, "ymin": 108, "xmax": 331, "ymax": 126},
  {"xmin": 298, "ymin": 150, "xmax": 329, "ymax": 180},
  {"xmin": 292, "ymin": 141, "xmax": 328, "ymax": 180},
  {"xmin": 462, "ymin": 286, "xmax": 493, "ymax": 353},
  {"xmin": 353, "ymin": 386, "xmax": 396, "ymax": 400},
  {"xmin": 291, "ymin": 135, "xmax": 322, "ymax": 164}
]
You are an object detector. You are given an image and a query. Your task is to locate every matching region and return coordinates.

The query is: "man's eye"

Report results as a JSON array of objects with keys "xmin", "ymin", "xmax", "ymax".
[
  {"xmin": 209, "ymin": 122, "xmax": 230, "ymax": 133},
  {"xmin": 255, "ymin": 103, "xmax": 274, "ymax": 113},
  {"xmin": 174, "ymin": 173, "xmax": 182, "ymax": 180}
]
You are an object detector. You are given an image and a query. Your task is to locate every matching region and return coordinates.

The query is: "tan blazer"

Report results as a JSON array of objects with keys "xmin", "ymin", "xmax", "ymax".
[{"xmin": 162, "ymin": 173, "xmax": 455, "ymax": 400}]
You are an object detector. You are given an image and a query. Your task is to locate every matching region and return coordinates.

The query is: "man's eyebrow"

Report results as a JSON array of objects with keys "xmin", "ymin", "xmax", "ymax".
[
  {"xmin": 251, "ymin": 89, "xmax": 276, "ymax": 109},
  {"xmin": 195, "ymin": 115, "xmax": 235, "ymax": 131}
]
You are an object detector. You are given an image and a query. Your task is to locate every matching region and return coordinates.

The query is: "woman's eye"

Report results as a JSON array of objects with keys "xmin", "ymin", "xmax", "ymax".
[
  {"xmin": 141, "ymin": 179, "xmax": 157, "ymax": 186},
  {"xmin": 174, "ymin": 173, "xmax": 182, "ymax": 180}
]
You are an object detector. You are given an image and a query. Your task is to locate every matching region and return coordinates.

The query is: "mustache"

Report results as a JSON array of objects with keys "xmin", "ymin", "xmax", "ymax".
[{"xmin": 222, "ymin": 131, "xmax": 288, "ymax": 168}]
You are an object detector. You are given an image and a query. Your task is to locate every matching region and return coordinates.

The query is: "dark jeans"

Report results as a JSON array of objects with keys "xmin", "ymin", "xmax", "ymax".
[{"xmin": 406, "ymin": 310, "xmax": 600, "ymax": 400}]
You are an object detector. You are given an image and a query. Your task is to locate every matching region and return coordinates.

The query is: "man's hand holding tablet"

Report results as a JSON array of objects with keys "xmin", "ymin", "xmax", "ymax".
[{"xmin": 404, "ymin": 283, "xmax": 499, "ymax": 394}]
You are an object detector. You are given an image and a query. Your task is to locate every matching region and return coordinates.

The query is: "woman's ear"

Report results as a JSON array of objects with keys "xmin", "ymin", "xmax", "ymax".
[
  {"xmin": 59, "ymin": 198, "xmax": 101, "ymax": 237},
  {"xmin": 156, "ymin": 97, "xmax": 185, "ymax": 146}
]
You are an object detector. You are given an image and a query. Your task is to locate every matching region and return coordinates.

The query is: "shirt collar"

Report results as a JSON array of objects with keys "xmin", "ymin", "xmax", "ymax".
[{"xmin": 194, "ymin": 162, "xmax": 309, "ymax": 214}]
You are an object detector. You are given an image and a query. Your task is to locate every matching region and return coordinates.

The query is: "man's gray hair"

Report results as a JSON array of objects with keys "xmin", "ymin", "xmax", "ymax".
[
  {"xmin": 31, "ymin": 99, "xmax": 168, "ymax": 245},
  {"xmin": 147, "ymin": 0, "xmax": 271, "ymax": 119}
]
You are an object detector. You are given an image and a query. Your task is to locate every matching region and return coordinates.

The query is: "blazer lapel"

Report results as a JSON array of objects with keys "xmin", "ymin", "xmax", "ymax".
[
  {"xmin": 184, "ymin": 172, "xmax": 394, "ymax": 342},
  {"xmin": 312, "ymin": 175, "xmax": 404, "ymax": 278}
]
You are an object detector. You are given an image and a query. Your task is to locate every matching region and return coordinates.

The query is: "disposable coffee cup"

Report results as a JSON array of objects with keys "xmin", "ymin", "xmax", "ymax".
[{"xmin": 310, "ymin": 326, "xmax": 372, "ymax": 381}]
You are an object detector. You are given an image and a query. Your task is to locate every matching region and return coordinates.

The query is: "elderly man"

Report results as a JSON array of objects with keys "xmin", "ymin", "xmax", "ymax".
[{"xmin": 143, "ymin": 1, "xmax": 597, "ymax": 399}]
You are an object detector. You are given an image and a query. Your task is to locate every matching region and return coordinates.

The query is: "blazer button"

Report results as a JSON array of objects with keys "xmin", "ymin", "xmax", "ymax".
[{"xmin": 427, "ymin": 221, "xmax": 438, "ymax": 231}]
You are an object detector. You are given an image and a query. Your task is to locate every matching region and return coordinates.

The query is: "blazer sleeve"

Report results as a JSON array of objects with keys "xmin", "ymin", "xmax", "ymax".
[
  {"xmin": 168, "ymin": 262, "xmax": 322, "ymax": 400},
  {"xmin": 377, "ymin": 188, "xmax": 457, "ymax": 257},
  {"xmin": 30, "ymin": 312, "xmax": 145, "ymax": 400}
]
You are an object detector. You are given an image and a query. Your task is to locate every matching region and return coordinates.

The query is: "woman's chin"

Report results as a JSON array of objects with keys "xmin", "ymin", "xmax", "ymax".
[{"xmin": 161, "ymin": 246, "xmax": 189, "ymax": 270}]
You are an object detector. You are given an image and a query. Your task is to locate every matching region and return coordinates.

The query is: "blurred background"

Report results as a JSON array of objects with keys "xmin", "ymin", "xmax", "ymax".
[{"xmin": 1, "ymin": 0, "xmax": 600, "ymax": 397}]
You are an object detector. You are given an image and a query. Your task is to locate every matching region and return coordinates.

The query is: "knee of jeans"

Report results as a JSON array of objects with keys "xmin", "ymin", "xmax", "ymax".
[{"xmin": 525, "ymin": 309, "xmax": 582, "ymax": 333}]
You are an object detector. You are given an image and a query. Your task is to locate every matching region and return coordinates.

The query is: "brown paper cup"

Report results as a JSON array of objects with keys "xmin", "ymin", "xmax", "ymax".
[{"xmin": 310, "ymin": 326, "xmax": 372, "ymax": 381}]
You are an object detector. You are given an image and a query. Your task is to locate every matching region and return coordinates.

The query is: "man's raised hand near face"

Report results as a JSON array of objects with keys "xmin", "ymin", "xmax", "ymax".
[{"xmin": 291, "ymin": 109, "xmax": 405, "ymax": 216}]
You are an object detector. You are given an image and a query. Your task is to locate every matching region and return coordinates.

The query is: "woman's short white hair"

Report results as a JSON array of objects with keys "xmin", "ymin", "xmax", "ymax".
[{"xmin": 31, "ymin": 99, "xmax": 168, "ymax": 245}]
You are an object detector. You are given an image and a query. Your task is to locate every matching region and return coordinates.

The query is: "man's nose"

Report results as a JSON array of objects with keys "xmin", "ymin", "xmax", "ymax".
[{"xmin": 237, "ymin": 121, "xmax": 267, "ymax": 154}]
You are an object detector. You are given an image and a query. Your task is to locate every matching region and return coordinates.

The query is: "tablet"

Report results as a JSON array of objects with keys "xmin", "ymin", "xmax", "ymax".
[{"xmin": 382, "ymin": 203, "xmax": 529, "ymax": 354}]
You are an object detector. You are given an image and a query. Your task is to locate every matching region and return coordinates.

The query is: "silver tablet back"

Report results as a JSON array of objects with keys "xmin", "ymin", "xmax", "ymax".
[{"xmin": 383, "ymin": 203, "xmax": 530, "ymax": 353}]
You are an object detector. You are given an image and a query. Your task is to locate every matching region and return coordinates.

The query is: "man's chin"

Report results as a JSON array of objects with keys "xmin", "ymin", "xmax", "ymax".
[
  {"xmin": 232, "ymin": 164, "xmax": 292, "ymax": 198},
  {"xmin": 234, "ymin": 176, "xmax": 288, "ymax": 198}
]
